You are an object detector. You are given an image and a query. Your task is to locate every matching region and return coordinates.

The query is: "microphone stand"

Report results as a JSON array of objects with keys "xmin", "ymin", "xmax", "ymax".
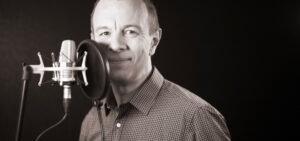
[{"xmin": 15, "ymin": 63, "xmax": 32, "ymax": 141}]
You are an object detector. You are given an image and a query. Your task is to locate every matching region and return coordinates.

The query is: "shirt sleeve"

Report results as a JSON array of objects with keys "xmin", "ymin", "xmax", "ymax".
[{"xmin": 191, "ymin": 105, "xmax": 231, "ymax": 141}]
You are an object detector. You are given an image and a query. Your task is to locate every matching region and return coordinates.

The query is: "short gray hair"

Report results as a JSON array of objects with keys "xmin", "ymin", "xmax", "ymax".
[{"xmin": 90, "ymin": 0, "xmax": 160, "ymax": 34}]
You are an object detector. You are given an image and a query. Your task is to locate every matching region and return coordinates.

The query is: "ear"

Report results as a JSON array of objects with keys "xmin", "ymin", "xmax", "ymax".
[
  {"xmin": 149, "ymin": 28, "xmax": 162, "ymax": 56},
  {"xmin": 90, "ymin": 25, "xmax": 95, "ymax": 40},
  {"xmin": 90, "ymin": 32, "xmax": 95, "ymax": 40}
]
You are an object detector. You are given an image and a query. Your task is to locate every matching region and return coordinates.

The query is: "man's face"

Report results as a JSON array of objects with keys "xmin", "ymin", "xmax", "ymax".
[{"xmin": 92, "ymin": 0, "xmax": 155, "ymax": 85}]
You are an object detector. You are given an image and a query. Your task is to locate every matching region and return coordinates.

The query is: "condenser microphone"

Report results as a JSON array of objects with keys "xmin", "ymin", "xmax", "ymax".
[
  {"xmin": 18, "ymin": 39, "xmax": 88, "ymax": 141},
  {"xmin": 58, "ymin": 40, "xmax": 76, "ymax": 113}
]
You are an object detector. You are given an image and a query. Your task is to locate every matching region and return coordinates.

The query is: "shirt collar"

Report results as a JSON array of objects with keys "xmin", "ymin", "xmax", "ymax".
[
  {"xmin": 104, "ymin": 67, "xmax": 164, "ymax": 115},
  {"xmin": 129, "ymin": 67, "xmax": 164, "ymax": 115}
]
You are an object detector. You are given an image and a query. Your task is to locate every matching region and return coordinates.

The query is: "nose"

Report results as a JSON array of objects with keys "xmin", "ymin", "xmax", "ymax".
[{"xmin": 109, "ymin": 33, "xmax": 127, "ymax": 52}]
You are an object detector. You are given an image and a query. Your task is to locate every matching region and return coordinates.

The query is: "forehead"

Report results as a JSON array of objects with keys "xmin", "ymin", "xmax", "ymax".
[{"xmin": 92, "ymin": 0, "xmax": 149, "ymax": 28}]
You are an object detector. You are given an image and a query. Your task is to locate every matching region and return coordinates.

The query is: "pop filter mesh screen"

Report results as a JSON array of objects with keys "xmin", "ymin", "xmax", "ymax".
[{"xmin": 77, "ymin": 39, "xmax": 110, "ymax": 101}]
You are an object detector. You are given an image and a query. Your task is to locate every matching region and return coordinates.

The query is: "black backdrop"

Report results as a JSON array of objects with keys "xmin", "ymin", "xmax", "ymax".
[{"xmin": 0, "ymin": 0, "xmax": 299, "ymax": 140}]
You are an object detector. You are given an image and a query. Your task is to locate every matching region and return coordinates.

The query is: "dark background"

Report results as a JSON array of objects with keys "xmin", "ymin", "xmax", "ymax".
[{"xmin": 0, "ymin": 0, "xmax": 299, "ymax": 140}]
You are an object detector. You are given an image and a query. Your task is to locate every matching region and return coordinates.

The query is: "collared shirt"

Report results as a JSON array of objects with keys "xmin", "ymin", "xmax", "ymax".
[{"xmin": 79, "ymin": 68, "xmax": 231, "ymax": 141}]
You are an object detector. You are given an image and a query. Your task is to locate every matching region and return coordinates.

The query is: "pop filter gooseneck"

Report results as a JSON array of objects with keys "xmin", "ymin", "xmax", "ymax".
[{"xmin": 77, "ymin": 39, "xmax": 110, "ymax": 101}]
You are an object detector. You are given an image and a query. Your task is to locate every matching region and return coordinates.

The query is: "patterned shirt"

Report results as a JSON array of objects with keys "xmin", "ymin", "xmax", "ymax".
[{"xmin": 79, "ymin": 68, "xmax": 231, "ymax": 141}]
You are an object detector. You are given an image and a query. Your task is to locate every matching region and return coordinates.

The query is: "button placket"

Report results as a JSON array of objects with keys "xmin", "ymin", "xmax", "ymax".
[
  {"xmin": 112, "ymin": 108, "xmax": 121, "ymax": 141},
  {"xmin": 114, "ymin": 119, "xmax": 123, "ymax": 141},
  {"xmin": 112, "ymin": 104, "xmax": 130, "ymax": 140}
]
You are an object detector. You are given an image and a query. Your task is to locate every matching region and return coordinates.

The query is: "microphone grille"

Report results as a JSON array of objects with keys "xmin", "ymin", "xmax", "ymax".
[{"xmin": 59, "ymin": 40, "xmax": 76, "ymax": 62}]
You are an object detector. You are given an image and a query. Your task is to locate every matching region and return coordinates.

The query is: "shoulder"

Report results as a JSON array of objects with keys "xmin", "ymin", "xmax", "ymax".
[
  {"xmin": 80, "ymin": 107, "xmax": 98, "ymax": 130},
  {"xmin": 160, "ymin": 80, "xmax": 231, "ymax": 139},
  {"xmin": 161, "ymin": 79, "xmax": 213, "ymax": 109},
  {"xmin": 160, "ymin": 79, "xmax": 225, "ymax": 118},
  {"xmin": 83, "ymin": 107, "xmax": 98, "ymax": 121},
  {"xmin": 79, "ymin": 107, "xmax": 99, "ymax": 140}
]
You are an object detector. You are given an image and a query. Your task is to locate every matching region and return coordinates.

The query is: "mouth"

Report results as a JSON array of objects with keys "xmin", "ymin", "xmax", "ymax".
[{"xmin": 108, "ymin": 57, "xmax": 131, "ymax": 64}]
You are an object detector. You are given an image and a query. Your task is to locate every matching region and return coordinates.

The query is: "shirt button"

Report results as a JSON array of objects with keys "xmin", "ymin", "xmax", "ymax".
[{"xmin": 116, "ymin": 123, "xmax": 121, "ymax": 128}]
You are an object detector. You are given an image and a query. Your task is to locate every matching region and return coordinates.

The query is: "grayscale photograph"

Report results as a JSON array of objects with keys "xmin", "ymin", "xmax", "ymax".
[{"xmin": 0, "ymin": 0, "xmax": 298, "ymax": 140}]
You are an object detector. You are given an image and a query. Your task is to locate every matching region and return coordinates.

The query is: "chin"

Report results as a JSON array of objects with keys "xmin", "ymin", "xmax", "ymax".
[{"xmin": 109, "ymin": 70, "xmax": 133, "ymax": 84}]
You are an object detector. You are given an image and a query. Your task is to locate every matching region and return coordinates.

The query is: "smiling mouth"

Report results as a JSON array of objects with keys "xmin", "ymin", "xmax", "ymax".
[{"xmin": 108, "ymin": 58, "xmax": 131, "ymax": 64}]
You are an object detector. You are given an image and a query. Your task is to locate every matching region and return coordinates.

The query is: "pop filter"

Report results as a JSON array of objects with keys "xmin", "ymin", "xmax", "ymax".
[{"xmin": 77, "ymin": 39, "xmax": 110, "ymax": 101}]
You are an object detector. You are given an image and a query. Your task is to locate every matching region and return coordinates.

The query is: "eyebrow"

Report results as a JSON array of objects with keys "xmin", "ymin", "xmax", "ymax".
[
  {"xmin": 124, "ymin": 25, "xmax": 142, "ymax": 31},
  {"xmin": 94, "ymin": 25, "xmax": 142, "ymax": 33},
  {"xmin": 95, "ymin": 26, "xmax": 110, "ymax": 33}
]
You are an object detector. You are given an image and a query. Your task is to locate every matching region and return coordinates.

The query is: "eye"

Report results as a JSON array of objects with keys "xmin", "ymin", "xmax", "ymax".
[
  {"xmin": 124, "ymin": 29, "xmax": 139, "ymax": 37},
  {"xmin": 99, "ymin": 31, "xmax": 110, "ymax": 36},
  {"xmin": 125, "ymin": 30, "xmax": 136, "ymax": 34}
]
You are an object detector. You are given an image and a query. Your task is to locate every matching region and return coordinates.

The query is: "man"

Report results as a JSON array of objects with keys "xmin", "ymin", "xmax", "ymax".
[{"xmin": 80, "ymin": 0, "xmax": 231, "ymax": 140}]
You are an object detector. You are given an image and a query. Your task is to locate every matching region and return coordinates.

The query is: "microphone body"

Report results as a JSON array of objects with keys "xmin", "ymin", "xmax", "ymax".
[
  {"xmin": 63, "ymin": 85, "xmax": 71, "ymax": 113},
  {"xmin": 58, "ymin": 40, "xmax": 76, "ymax": 113}
]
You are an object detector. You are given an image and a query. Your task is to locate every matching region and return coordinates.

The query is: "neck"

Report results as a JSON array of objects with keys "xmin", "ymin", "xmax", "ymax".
[{"xmin": 111, "ymin": 67, "xmax": 153, "ymax": 107}]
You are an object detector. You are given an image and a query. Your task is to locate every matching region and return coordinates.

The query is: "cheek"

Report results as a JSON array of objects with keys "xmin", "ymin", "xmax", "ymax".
[
  {"xmin": 138, "ymin": 47, "xmax": 148, "ymax": 60},
  {"xmin": 137, "ymin": 44, "xmax": 151, "ymax": 64},
  {"xmin": 126, "ymin": 38, "xmax": 151, "ymax": 60}
]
